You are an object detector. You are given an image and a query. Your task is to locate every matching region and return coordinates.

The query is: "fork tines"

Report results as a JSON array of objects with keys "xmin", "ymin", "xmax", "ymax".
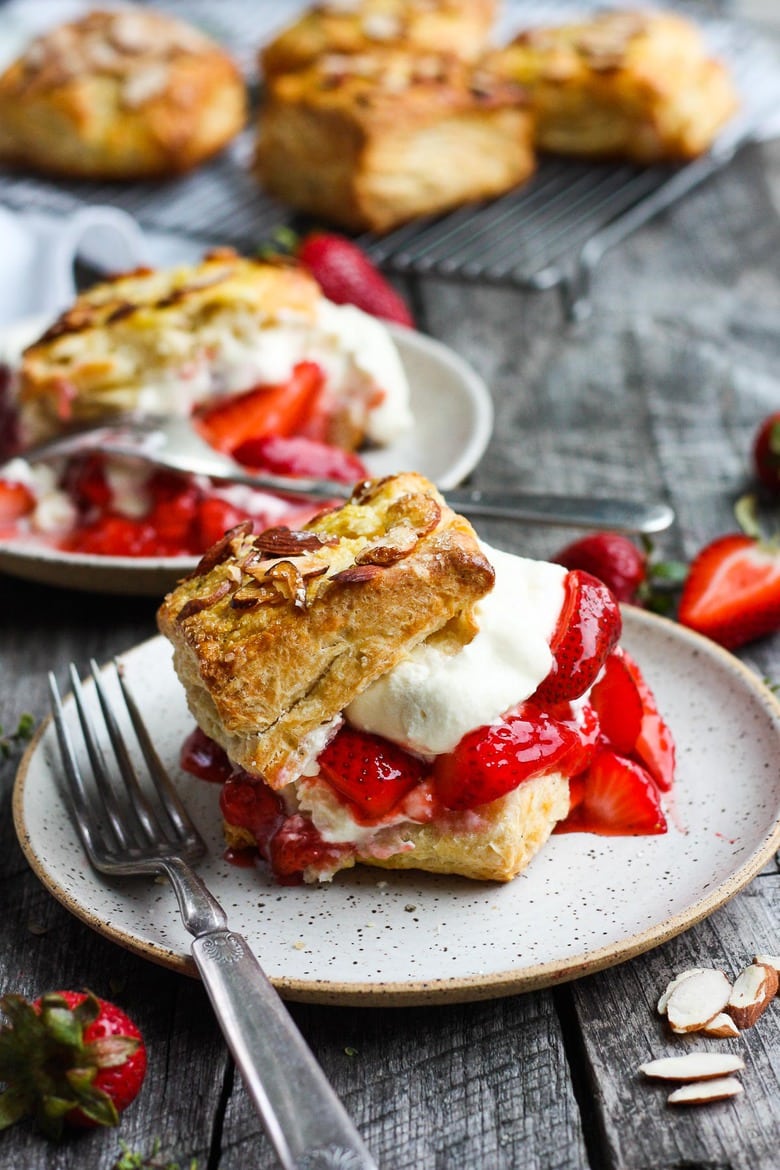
[{"xmin": 48, "ymin": 660, "xmax": 205, "ymax": 872}]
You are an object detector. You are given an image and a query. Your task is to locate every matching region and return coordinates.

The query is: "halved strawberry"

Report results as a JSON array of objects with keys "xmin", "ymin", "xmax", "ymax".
[
  {"xmin": 233, "ymin": 433, "xmax": 368, "ymax": 483},
  {"xmin": 621, "ymin": 649, "xmax": 676, "ymax": 791},
  {"xmin": 432, "ymin": 704, "xmax": 583, "ymax": 811},
  {"xmin": 196, "ymin": 361, "xmax": 325, "ymax": 454},
  {"xmin": 677, "ymin": 533, "xmax": 780, "ymax": 649},
  {"xmin": 318, "ymin": 727, "xmax": 426, "ymax": 820},
  {"xmin": 0, "ymin": 478, "xmax": 35, "ymax": 523},
  {"xmin": 180, "ymin": 726, "xmax": 234, "ymax": 784},
  {"xmin": 589, "ymin": 650, "xmax": 643, "ymax": 755},
  {"xmin": 556, "ymin": 749, "xmax": 667, "ymax": 836},
  {"xmin": 532, "ymin": 570, "xmax": 622, "ymax": 705}
]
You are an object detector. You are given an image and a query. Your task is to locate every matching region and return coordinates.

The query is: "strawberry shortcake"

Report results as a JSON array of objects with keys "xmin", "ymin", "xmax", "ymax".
[
  {"xmin": 0, "ymin": 251, "xmax": 411, "ymax": 557},
  {"xmin": 158, "ymin": 472, "xmax": 675, "ymax": 884}
]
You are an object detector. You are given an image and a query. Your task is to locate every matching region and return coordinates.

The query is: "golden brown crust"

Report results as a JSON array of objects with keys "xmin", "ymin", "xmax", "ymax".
[
  {"xmin": 255, "ymin": 49, "xmax": 535, "ymax": 233},
  {"xmin": 0, "ymin": 9, "xmax": 246, "ymax": 179},
  {"xmin": 17, "ymin": 253, "xmax": 321, "ymax": 443},
  {"xmin": 224, "ymin": 772, "xmax": 571, "ymax": 883},
  {"xmin": 261, "ymin": 0, "xmax": 498, "ymax": 77},
  {"xmin": 487, "ymin": 10, "xmax": 739, "ymax": 162},
  {"xmin": 157, "ymin": 474, "xmax": 495, "ymax": 786}
]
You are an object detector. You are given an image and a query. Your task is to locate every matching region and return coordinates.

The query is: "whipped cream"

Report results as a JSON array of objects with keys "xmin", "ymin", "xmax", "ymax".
[
  {"xmin": 132, "ymin": 298, "xmax": 412, "ymax": 444},
  {"xmin": 345, "ymin": 545, "xmax": 567, "ymax": 755}
]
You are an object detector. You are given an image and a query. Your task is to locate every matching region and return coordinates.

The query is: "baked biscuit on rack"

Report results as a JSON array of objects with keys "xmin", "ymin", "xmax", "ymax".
[
  {"xmin": 261, "ymin": 0, "xmax": 498, "ymax": 77},
  {"xmin": 0, "ymin": 8, "xmax": 246, "ymax": 179},
  {"xmin": 487, "ymin": 9, "xmax": 739, "ymax": 162},
  {"xmin": 255, "ymin": 48, "xmax": 535, "ymax": 233}
]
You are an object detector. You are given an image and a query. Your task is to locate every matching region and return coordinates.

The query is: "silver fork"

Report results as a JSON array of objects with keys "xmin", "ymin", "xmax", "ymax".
[
  {"xmin": 48, "ymin": 660, "xmax": 378, "ymax": 1170},
  {"xmin": 7, "ymin": 415, "xmax": 674, "ymax": 534}
]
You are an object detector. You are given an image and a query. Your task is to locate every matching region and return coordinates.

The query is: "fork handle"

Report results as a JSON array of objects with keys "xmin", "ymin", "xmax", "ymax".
[{"xmin": 191, "ymin": 929, "xmax": 378, "ymax": 1170}]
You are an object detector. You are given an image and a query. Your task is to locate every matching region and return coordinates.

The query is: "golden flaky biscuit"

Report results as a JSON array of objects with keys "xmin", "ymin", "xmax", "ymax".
[
  {"xmin": 16, "ymin": 251, "xmax": 405, "ymax": 451},
  {"xmin": 255, "ymin": 49, "xmax": 534, "ymax": 233},
  {"xmin": 487, "ymin": 9, "xmax": 738, "ymax": 163},
  {"xmin": 158, "ymin": 474, "xmax": 495, "ymax": 787},
  {"xmin": 261, "ymin": 0, "xmax": 498, "ymax": 77},
  {"xmin": 0, "ymin": 9, "xmax": 246, "ymax": 179},
  {"xmin": 225, "ymin": 772, "xmax": 572, "ymax": 883}
]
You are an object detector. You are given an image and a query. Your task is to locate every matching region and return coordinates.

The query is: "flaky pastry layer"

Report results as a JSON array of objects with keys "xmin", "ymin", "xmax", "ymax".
[{"xmin": 158, "ymin": 473, "xmax": 495, "ymax": 787}]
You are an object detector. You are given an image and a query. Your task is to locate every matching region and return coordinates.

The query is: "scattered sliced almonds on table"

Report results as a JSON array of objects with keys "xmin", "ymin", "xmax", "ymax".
[{"xmin": 641, "ymin": 955, "xmax": 780, "ymax": 1106}]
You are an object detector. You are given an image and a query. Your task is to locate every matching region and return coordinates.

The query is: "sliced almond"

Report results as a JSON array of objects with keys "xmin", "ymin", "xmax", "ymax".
[
  {"xmin": 665, "ymin": 969, "xmax": 732, "ymax": 1033},
  {"xmin": 754, "ymin": 954, "xmax": 780, "ymax": 984},
  {"xmin": 667, "ymin": 1077, "xmax": 743, "ymax": 1106},
  {"xmin": 727, "ymin": 963, "xmax": 779, "ymax": 1029},
  {"xmin": 702, "ymin": 1012, "xmax": 741, "ymax": 1039},
  {"xmin": 657, "ymin": 968, "xmax": 709, "ymax": 1016},
  {"xmin": 640, "ymin": 1053, "xmax": 744, "ymax": 1082}
]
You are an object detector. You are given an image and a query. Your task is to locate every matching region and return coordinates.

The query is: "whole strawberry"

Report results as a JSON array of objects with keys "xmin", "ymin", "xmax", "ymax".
[
  {"xmin": 753, "ymin": 411, "xmax": 780, "ymax": 494},
  {"xmin": 552, "ymin": 532, "xmax": 646, "ymax": 602},
  {"xmin": 0, "ymin": 990, "xmax": 146, "ymax": 1137},
  {"xmin": 296, "ymin": 232, "xmax": 414, "ymax": 327}
]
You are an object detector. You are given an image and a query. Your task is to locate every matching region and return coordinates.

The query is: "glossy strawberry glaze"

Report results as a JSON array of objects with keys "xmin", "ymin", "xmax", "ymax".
[{"xmin": 178, "ymin": 588, "xmax": 674, "ymax": 881}]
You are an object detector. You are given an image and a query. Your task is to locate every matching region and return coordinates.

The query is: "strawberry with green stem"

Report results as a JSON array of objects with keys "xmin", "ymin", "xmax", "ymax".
[{"xmin": 0, "ymin": 990, "xmax": 146, "ymax": 1137}]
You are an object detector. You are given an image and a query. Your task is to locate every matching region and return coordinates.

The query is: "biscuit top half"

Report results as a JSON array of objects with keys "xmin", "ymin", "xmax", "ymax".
[
  {"xmin": 18, "ymin": 252, "xmax": 320, "ymax": 442},
  {"xmin": 157, "ymin": 473, "xmax": 496, "ymax": 786}
]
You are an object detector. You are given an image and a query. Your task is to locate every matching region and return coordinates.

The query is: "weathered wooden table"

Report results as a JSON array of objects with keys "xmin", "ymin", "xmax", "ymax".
[{"xmin": 2, "ymin": 2, "xmax": 780, "ymax": 1167}]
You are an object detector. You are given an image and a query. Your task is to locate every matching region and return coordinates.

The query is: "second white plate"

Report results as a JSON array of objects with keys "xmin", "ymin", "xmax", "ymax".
[{"xmin": 0, "ymin": 324, "xmax": 493, "ymax": 595}]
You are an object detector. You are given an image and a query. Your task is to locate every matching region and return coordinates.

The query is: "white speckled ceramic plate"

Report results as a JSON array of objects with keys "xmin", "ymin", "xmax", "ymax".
[
  {"xmin": 14, "ymin": 607, "xmax": 780, "ymax": 1005},
  {"xmin": 0, "ymin": 323, "xmax": 493, "ymax": 595}
]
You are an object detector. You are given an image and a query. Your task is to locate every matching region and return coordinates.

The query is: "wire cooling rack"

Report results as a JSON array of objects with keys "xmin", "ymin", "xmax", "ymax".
[{"xmin": 0, "ymin": 1, "xmax": 778, "ymax": 317}]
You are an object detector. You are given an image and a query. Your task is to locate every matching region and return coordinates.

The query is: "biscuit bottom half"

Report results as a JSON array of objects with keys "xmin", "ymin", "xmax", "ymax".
[{"xmin": 222, "ymin": 770, "xmax": 571, "ymax": 884}]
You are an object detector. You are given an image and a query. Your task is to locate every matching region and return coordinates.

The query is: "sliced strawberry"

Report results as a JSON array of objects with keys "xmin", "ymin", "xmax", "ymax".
[
  {"xmin": 0, "ymin": 478, "xmax": 35, "ymax": 523},
  {"xmin": 621, "ymin": 649, "xmax": 676, "ymax": 791},
  {"xmin": 220, "ymin": 774, "xmax": 285, "ymax": 844},
  {"xmin": 318, "ymin": 727, "xmax": 426, "ymax": 820},
  {"xmin": 553, "ymin": 532, "xmax": 647, "ymax": 602},
  {"xmin": 268, "ymin": 814, "xmax": 353, "ymax": 883},
  {"xmin": 196, "ymin": 361, "xmax": 325, "ymax": 454},
  {"xmin": 532, "ymin": 570, "xmax": 622, "ymax": 705},
  {"xmin": 195, "ymin": 496, "xmax": 253, "ymax": 550},
  {"xmin": 232, "ymin": 433, "xmax": 369, "ymax": 484},
  {"xmin": 432, "ymin": 704, "xmax": 583, "ymax": 811},
  {"xmin": 296, "ymin": 233, "xmax": 414, "ymax": 327},
  {"xmin": 677, "ymin": 533, "xmax": 780, "ymax": 649},
  {"xmin": 180, "ymin": 726, "xmax": 234, "ymax": 783},
  {"xmin": 61, "ymin": 455, "xmax": 112, "ymax": 512},
  {"xmin": 556, "ymin": 749, "xmax": 667, "ymax": 836},
  {"xmin": 589, "ymin": 650, "xmax": 643, "ymax": 755}
]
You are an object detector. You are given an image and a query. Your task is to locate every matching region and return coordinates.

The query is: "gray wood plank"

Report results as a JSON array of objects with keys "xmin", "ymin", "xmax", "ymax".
[
  {"xmin": 569, "ymin": 873, "xmax": 780, "ymax": 1170},
  {"xmin": 216, "ymin": 994, "xmax": 588, "ymax": 1170}
]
